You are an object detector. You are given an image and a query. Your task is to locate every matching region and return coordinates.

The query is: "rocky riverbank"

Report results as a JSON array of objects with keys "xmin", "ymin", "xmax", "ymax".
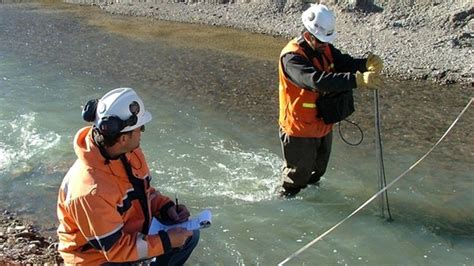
[
  {"xmin": 0, "ymin": 1, "xmax": 472, "ymax": 264},
  {"xmin": 85, "ymin": 0, "xmax": 474, "ymax": 86},
  {"xmin": 0, "ymin": 210, "xmax": 62, "ymax": 264}
]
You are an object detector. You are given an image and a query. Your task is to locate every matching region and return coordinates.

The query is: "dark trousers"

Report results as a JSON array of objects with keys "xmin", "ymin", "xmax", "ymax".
[
  {"xmin": 279, "ymin": 128, "xmax": 333, "ymax": 195},
  {"xmin": 104, "ymin": 230, "xmax": 200, "ymax": 266},
  {"xmin": 152, "ymin": 230, "xmax": 200, "ymax": 266}
]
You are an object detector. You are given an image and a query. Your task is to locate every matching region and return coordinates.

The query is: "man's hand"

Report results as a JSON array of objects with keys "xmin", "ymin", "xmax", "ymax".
[
  {"xmin": 167, "ymin": 227, "xmax": 192, "ymax": 248},
  {"xmin": 355, "ymin": 71, "xmax": 384, "ymax": 90},
  {"xmin": 366, "ymin": 53, "xmax": 383, "ymax": 73},
  {"xmin": 166, "ymin": 204, "xmax": 190, "ymax": 223}
]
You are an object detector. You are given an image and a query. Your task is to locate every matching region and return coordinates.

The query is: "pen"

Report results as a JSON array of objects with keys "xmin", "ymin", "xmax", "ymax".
[{"xmin": 175, "ymin": 193, "xmax": 179, "ymax": 213}]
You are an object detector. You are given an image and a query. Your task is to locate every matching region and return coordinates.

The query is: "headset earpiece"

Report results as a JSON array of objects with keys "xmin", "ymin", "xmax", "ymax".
[
  {"xmin": 96, "ymin": 113, "xmax": 138, "ymax": 137},
  {"xmin": 97, "ymin": 116, "xmax": 124, "ymax": 137},
  {"xmin": 126, "ymin": 114, "xmax": 138, "ymax": 127},
  {"xmin": 82, "ymin": 99, "xmax": 98, "ymax": 122}
]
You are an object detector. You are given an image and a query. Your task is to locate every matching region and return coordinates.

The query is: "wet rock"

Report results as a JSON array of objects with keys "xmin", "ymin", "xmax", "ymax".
[
  {"xmin": 7, "ymin": 237, "xmax": 15, "ymax": 245},
  {"xmin": 0, "ymin": 210, "xmax": 62, "ymax": 264},
  {"xmin": 15, "ymin": 231, "xmax": 41, "ymax": 240},
  {"xmin": 6, "ymin": 227, "xmax": 14, "ymax": 234},
  {"xmin": 14, "ymin": 225, "xmax": 26, "ymax": 231},
  {"xmin": 26, "ymin": 243, "xmax": 38, "ymax": 253}
]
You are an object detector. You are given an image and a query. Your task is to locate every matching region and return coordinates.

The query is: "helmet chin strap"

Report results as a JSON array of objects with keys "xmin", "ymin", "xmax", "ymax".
[
  {"xmin": 303, "ymin": 32, "xmax": 317, "ymax": 50},
  {"xmin": 92, "ymin": 128, "xmax": 124, "ymax": 163},
  {"xmin": 303, "ymin": 32, "xmax": 327, "ymax": 52}
]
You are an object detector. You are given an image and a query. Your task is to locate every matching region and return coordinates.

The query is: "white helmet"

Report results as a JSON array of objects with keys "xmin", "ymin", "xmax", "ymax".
[
  {"xmin": 302, "ymin": 4, "xmax": 336, "ymax": 43},
  {"xmin": 94, "ymin": 88, "xmax": 152, "ymax": 133}
]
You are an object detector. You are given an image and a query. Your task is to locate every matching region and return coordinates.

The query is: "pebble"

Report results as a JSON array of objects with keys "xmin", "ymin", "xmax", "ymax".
[
  {"xmin": 15, "ymin": 226, "xmax": 26, "ymax": 231},
  {"xmin": 27, "ymin": 244, "xmax": 37, "ymax": 253},
  {"xmin": 0, "ymin": 210, "xmax": 60, "ymax": 264}
]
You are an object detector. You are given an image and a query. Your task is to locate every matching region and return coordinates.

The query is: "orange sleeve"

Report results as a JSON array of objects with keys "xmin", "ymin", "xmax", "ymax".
[
  {"xmin": 69, "ymin": 191, "xmax": 168, "ymax": 262},
  {"xmin": 149, "ymin": 187, "xmax": 173, "ymax": 218}
]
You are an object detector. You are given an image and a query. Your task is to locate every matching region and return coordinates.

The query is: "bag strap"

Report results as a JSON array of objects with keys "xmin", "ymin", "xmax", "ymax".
[{"xmin": 120, "ymin": 155, "xmax": 150, "ymax": 235}]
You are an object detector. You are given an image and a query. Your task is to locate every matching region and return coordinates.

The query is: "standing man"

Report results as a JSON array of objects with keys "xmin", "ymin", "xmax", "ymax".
[
  {"xmin": 278, "ymin": 4, "xmax": 384, "ymax": 197},
  {"xmin": 57, "ymin": 88, "xmax": 200, "ymax": 265}
]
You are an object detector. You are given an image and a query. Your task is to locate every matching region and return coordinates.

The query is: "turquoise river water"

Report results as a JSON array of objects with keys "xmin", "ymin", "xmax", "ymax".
[{"xmin": 0, "ymin": 2, "xmax": 473, "ymax": 265}]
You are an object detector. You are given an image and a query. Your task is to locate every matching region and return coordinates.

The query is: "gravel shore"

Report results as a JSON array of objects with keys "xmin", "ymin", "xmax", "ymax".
[
  {"xmin": 91, "ymin": 1, "xmax": 474, "ymax": 85},
  {"xmin": 0, "ymin": 210, "xmax": 61, "ymax": 264},
  {"xmin": 0, "ymin": 1, "xmax": 472, "ymax": 263}
]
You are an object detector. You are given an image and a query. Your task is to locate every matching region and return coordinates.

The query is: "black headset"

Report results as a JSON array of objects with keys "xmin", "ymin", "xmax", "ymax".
[{"xmin": 82, "ymin": 99, "xmax": 139, "ymax": 137}]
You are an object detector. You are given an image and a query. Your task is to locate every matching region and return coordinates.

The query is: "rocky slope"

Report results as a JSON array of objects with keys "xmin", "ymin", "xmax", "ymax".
[{"xmin": 83, "ymin": 0, "xmax": 474, "ymax": 85}]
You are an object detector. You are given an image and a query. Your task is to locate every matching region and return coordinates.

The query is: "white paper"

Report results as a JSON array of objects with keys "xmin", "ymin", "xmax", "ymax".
[{"xmin": 149, "ymin": 209, "xmax": 212, "ymax": 234}]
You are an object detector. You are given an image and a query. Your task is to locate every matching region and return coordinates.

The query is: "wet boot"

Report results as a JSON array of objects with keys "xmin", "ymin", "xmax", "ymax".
[
  {"xmin": 278, "ymin": 187, "xmax": 301, "ymax": 198},
  {"xmin": 308, "ymin": 173, "xmax": 321, "ymax": 186}
]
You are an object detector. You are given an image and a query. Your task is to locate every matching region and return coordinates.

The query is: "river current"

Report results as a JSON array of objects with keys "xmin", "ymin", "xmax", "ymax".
[{"xmin": 0, "ymin": 2, "xmax": 472, "ymax": 265}]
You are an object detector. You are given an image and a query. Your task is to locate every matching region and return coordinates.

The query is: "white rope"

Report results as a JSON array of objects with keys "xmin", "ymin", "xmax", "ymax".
[{"xmin": 279, "ymin": 97, "xmax": 473, "ymax": 265}]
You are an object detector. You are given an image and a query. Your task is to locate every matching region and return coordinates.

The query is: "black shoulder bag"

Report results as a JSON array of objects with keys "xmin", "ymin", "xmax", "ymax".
[
  {"xmin": 301, "ymin": 43, "xmax": 355, "ymax": 125},
  {"xmin": 316, "ymin": 90, "xmax": 355, "ymax": 124}
]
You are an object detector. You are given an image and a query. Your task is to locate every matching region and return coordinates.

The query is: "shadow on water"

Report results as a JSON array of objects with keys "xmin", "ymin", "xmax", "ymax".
[{"xmin": 0, "ymin": 1, "xmax": 472, "ymax": 263}]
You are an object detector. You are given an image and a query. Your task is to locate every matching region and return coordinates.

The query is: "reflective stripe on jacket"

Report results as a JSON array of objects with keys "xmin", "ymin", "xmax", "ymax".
[
  {"xmin": 57, "ymin": 126, "xmax": 173, "ymax": 265},
  {"xmin": 278, "ymin": 38, "xmax": 334, "ymax": 138}
]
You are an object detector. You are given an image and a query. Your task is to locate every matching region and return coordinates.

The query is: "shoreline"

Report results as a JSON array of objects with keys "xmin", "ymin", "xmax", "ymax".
[
  {"xmin": 0, "ymin": 1, "xmax": 472, "ymax": 263},
  {"xmin": 88, "ymin": 1, "xmax": 474, "ymax": 86},
  {"xmin": 0, "ymin": 209, "xmax": 62, "ymax": 264}
]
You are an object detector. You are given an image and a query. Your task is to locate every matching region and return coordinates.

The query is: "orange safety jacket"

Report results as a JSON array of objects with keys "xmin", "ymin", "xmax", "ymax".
[
  {"xmin": 278, "ymin": 38, "xmax": 335, "ymax": 138},
  {"xmin": 57, "ymin": 127, "xmax": 174, "ymax": 265}
]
